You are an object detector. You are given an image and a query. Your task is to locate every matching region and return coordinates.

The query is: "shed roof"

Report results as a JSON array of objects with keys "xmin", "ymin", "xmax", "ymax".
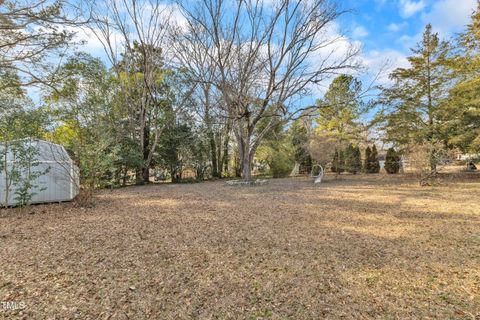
[{"xmin": 0, "ymin": 139, "xmax": 72, "ymax": 163}]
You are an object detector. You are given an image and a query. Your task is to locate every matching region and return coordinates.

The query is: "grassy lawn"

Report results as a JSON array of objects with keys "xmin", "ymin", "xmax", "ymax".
[{"xmin": 1, "ymin": 173, "xmax": 479, "ymax": 319}]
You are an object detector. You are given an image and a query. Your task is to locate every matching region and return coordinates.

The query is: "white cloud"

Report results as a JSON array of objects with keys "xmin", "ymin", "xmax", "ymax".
[
  {"xmin": 76, "ymin": 28, "xmax": 111, "ymax": 54},
  {"xmin": 352, "ymin": 26, "xmax": 369, "ymax": 38},
  {"xmin": 361, "ymin": 49, "xmax": 410, "ymax": 86},
  {"xmin": 66, "ymin": 2, "xmax": 189, "ymax": 64},
  {"xmin": 309, "ymin": 47, "xmax": 411, "ymax": 100},
  {"xmin": 261, "ymin": 0, "xmax": 278, "ymax": 6},
  {"xmin": 399, "ymin": 0, "xmax": 427, "ymax": 18},
  {"xmin": 312, "ymin": 22, "xmax": 361, "ymax": 63},
  {"xmin": 58, "ymin": 26, "xmax": 117, "ymax": 64},
  {"xmin": 305, "ymin": 23, "xmax": 411, "ymax": 94},
  {"xmin": 397, "ymin": 33, "xmax": 420, "ymax": 50},
  {"xmin": 387, "ymin": 22, "xmax": 407, "ymax": 32},
  {"xmin": 161, "ymin": 2, "xmax": 189, "ymax": 31},
  {"xmin": 375, "ymin": 0, "xmax": 387, "ymax": 8},
  {"xmin": 393, "ymin": 0, "xmax": 476, "ymax": 53},
  {"xmin": 306, "ymin": 22, "xmax": 363, "ymax": 95},
  {"xmin": 421, "ymin": 0, "xmax": 477, "ymax": 37}
]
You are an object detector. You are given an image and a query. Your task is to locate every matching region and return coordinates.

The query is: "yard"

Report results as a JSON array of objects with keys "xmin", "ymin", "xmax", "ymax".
[{"xmin": 1, "ymin": 173, "xmax": 479, "ymax": 319}]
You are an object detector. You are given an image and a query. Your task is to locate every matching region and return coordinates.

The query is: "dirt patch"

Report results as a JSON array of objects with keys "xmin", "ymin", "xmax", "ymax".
[{"xmin": 1, "ymin": 173, "xmax": 479, "ymax": 319}]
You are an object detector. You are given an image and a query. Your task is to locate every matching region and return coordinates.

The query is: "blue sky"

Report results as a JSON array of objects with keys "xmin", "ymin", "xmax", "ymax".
[
  {"xmin": 26, "ymin": 0, "xmax": 478, "ymax": 120},
  {"xmin": 339, "ymin": 0, "xmax": 477, "ymax": 75},
  {"xmin": 73, "ymin": 0, "xmax": 477, "ymax": 101},
  {"xmin": 303, "ymin": 0, "xmax": 478, "ymax": 119},
  {"xmin": 78, "ymin": 0, "xmax": 478, "ymax": 78}
]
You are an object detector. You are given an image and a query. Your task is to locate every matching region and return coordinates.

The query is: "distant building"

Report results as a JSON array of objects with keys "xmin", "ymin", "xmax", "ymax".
[{"xmin": 456, "ymin": 153, "xmax": 480, "ymax": 161}]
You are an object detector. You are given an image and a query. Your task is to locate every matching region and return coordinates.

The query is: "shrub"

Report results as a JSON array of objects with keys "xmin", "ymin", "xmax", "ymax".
[
  {"xmin": 385, "ymin": 147, "xmax": 400, "ymax": 174},
  {"xmin": 364, "ymin": 146, "xmax": 372, "ymax": 173},
  {"xmin": 365, "ymin": 145, "xmax": 380, "ymax": 173},
  {"xmin": 345, "ymin": 144, "xmax": 361, "ymax": 174},
  {"xmin": 269, "ymin": 148, "xmax": 294, "ymax": 178},
  {"xmin": 257, "ymin": 141, "xmax": 294, "ymax": 178},
  {"xmin": 370, "ymin": 145, "xmax": 380, "ymax": 173}
]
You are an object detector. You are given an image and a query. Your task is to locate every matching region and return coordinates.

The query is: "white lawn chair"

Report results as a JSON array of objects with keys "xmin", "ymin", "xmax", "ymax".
[{"xmin": 311, "ymin": 164, "xmax": 324, "ymax": 184}]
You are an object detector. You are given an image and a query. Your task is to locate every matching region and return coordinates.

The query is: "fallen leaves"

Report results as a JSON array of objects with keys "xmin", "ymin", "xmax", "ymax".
[{"xmin": 0, "ymin": 173, "xmax": 479, "ymax": 319}]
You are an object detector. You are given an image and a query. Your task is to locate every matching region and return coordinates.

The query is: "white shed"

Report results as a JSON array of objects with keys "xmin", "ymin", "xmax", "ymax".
[{"xmin": 0, "ymin": 139, "xmax": 79, "ymax": 206}]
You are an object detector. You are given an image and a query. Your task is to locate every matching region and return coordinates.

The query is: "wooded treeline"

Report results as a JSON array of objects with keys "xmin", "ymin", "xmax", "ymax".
[{"xmin": 1, "ymin": 0, "xmax": 480, "ymax": 200}]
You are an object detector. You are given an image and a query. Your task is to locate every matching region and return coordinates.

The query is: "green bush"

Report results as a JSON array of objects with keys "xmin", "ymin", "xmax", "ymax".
[
  {"xmin": 370, "ymin": 145, "xmax": 381, "ymax": 173},
  {"xmin": 269, "ymin": 147, "xmax": 294, "ymax": 178},
  {"xmin": 365, "ymin": 145, "xmax": 380, "ymax": 173},
  {"xmin": 256, "ymin": 140, "xmax": 294, "ymax": 178},
  {"xmin": 364, "ymin": 146, "xmax": 372, "ymax": 173},
  {"xmin": 385, "ymin": 147, "xmax": 400, "ymax": 174},
  {"xmin": 345, "ymin": 144, "xmax": 361, "ymax": 174}
]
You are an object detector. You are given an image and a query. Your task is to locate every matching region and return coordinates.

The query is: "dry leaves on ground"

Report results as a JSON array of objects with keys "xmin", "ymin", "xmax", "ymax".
[{"xmin": 0, "ymin": 173, "xmax": 479, "ymax": 319}]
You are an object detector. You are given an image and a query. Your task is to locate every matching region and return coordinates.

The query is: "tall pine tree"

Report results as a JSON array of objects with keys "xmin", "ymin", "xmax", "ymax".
[
  {"xmin": 378, "ymin": 24, "xmax": 451, "ymax": 175},
  {"xmin": 442, "ymin": 4, "xmax": 480, "ymax": 153}
]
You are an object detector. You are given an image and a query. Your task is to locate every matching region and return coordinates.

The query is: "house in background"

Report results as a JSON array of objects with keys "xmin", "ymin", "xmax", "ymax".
[
  {"xmin": 456, "ymin": 153, "xmax": 480, "ymax": 161},
  {"xmin": 0, "ymin": 139, "xmax": 79, "ymax": 206}
]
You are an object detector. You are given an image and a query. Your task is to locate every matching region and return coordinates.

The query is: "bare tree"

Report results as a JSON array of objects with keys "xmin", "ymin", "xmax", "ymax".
[
  {"xmin": 174, "ymin": 0, "xmax": 359, "ymax": 180},
  {"xmin": 171, "ymin": 16, "xmax": 232, "ymax": 178},
  {"xmin": 86, "ymin": 0, "xmax": 185, "ymax": 184},
  {"xmin": 194, "ymin": 84, "xmax": 233, "ymax": 178},
  {"xmin": 0, "ymin": 0, "xmax": 87, "ymax": 88}
]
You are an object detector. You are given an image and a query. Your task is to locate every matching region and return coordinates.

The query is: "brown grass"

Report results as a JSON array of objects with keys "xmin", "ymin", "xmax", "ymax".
[{"xmin": 0, "ymin": 173, "xmax": 479, "ymax": 319}]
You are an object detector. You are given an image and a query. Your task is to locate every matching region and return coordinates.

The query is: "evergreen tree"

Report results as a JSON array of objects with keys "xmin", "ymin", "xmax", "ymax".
[
  {"xmin": 116, "ymin": 42, "xmax": 176, "ymax": 184},
  {"xmin": 45, "ymin": 53, "xmax": 124, "ymax": 198},
  {"xmin": 364, "ymin": 146, "xmax": 372, "ymax": 173},
  {"xmin": 316, "ymin": 75, "xmax": 363, "ymax": 142},
  {"xmin": 442, "ymin": 4, "xmax": 480, "ymax": 153},
  {"xmin": 315, "ymin": 75, "xmax": 364, "ymax": 173},
  {"xmin": 289, "ymin": 119, "xmax": 313, "ymax": 174},
  {"xmin": 256, "ymin": 118, "xmax": 295, "ymax": 178},
  {"xmin": 378, "ymin": 24, "xmax": 451, "ymax": 175},
  {"xmin": 345, "ymin": 144, "xmax": 361, "ymax": 174},
  {"xmin": 370, "ymin": 145, "xmax": 381, "ymax": 173},
  {"xmin": 157, "ymin": 122, "xmax": 195, "ymax": 183},
  {"xmin": 385, "ymin": 147, "xmax": 400, "ymax": 174}
]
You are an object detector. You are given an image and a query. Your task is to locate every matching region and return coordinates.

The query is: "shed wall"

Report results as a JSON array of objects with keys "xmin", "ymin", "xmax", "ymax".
[{"xmin": 0, "ymin": 140, "xmax": 80, "ymax": 206}]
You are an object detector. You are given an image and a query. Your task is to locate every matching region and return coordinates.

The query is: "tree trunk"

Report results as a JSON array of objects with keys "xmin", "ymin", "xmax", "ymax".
[
  {"xmin": 239, "ymin": 142, "xmax": 258, "ymax": 181},
  {"xmin": 122, "ymin": 167, "xmax": 128, "ymax": 187},
  {"xmin": 242, "ymin": 153, "xmax": 252, "ymax": 181},
  {"xmin": 142, "ymin": 166, "xmax": 150, "ymax": 183},
  {"xmin": 216, "ymin": 134, "xmax": 223, "ymax": 178},
  {"xmin": 143, "ymin": 124, "xmax": 150, "ymax": 184},
  {"xmin": 137, "ymin": 122, "xmax": 150, "ymax": 185},
  {"xmin": 222, "ymin": 135, "xmax": 230, "ymax": 175},
  {"xmin": 234, "ymin": 155, "xmax": 242, "ymax": 177},
  {"xmin": 429, "ymin": 148, "xmax": 437, "ymax": 176},
  {"xmin": 2, "ymin": 142, "xmax": 8, "ymax": 207},
  {"xmin": 209, "ymin": 131, "xmax": 218, "ymax": 178},
  {"xmin": 171, "ymin": 166, "xmax": 180, "ymax": 183}
]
